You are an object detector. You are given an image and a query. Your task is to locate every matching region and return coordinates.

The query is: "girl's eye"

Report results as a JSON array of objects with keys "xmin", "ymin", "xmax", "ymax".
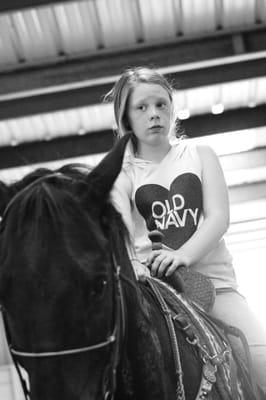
[
  {"xmin": 137, "ymin": 104, "xmax": 146, "ymax": 111},
  {"xmin": 157, "ymin": 102, "xmax": 167, "ymax": 109}
]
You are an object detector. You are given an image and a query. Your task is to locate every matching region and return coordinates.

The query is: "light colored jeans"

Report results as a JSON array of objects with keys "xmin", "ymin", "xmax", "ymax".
[{"xmin": 210, "ymin": 290, "xmax": 266, "ymax": 393}]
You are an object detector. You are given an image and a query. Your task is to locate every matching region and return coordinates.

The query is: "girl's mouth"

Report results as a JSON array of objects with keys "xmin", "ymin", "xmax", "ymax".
[{"xmin": 149, "ymin": 125, "xmax": 163, "ymax": 131}]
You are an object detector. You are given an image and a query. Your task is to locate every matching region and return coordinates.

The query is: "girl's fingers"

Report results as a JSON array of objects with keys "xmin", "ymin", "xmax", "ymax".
[
  {"xmin": 151, "ymin": 254, "xmax": 173, "ymax": 277},
  {"xmin": 150, "ymin": 256, "xmax": 163, "ymax": 276},
  {"xmin": 157, "ymin": 258, "xmax": 172, "ymax": 278},
  {"xmin": 165, "ymin": 262, "xmax": 179, "ymax": 277},
  {"xmin": 146, "ymin": 250, "xmax": 161, "ymax": 266}
]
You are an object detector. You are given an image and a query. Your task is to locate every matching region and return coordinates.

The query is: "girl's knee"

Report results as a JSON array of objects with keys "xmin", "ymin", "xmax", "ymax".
[{"xmin": 249, "ymin": 345, "xmax": 266, "ymax": 391}]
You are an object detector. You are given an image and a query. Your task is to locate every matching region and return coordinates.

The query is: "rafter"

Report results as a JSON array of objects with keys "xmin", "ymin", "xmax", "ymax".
[
  {"xmin": 1, "ymin": 25, "xmax": 266, "ymax": 99},
  {"xmin": 0, "ymin": 130, "xmax": 113, "ymax": 169},
  {"xmin": 182, "ymin": 105, "xmax": 266, "ymax": 137},
  {"xmin": 0, "ymin": 124, "xmax": 266, "ymax": 170},
  {"xmin": 0, "ymin": 0, "xmax": 75, "ymax": 13},
  {"xmin": 1, "ymin": 59, "xmax": 266, "ymax": 122}
]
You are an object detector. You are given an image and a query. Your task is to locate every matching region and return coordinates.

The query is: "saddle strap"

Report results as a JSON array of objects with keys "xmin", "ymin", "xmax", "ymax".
[
  {"xmin": 147, "ymin": 279, "xmax": 223, "ymax": 400},
  {"xmin": 146, "ymin": 278, "xmax": 186, "ymax": 400}
]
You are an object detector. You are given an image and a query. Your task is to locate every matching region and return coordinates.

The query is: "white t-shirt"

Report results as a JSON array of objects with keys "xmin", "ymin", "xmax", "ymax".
[{"xmin": 112, "ymin": 140, "xmax": 237, "ymax": 290}]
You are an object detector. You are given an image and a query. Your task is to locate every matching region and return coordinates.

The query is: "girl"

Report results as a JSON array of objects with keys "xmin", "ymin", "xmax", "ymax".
[{"xmin": 107, "ymin": 67, "xmax": 266, "ymax": 393}]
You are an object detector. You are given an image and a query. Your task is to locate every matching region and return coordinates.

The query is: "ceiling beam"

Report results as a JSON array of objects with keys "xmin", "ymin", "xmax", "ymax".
[
  {"xmin": 182, "ymin": 105, "xmax": 266, "ymax": 137},
  {"xmin": 0, "ymin": 85, "xmax": 112, "ymax": 121},
  {"xmin": 1, "ymin": 25, "xmax": 266, "ymax": 98},
  {"xmin": 1, "ymin": 106, "xmax": 266, "ymax": 169},
  {"xmin": 1, "ymin": 57, "xmax": 266, "ymax": 121},
  {"xmin": 1, "ymin": 136, "xmax": 265, "ymax": 205},
  {"xmin": 0, "ymin": 0, "xmax": 75, "ymax": 13},
  {"xmin": 0, "ymin": 130, "xmax": 114, "ymax": 169}
]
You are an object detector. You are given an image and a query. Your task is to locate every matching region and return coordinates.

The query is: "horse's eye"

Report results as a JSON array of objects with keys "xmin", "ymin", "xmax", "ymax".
[{"xmin": 89, "ymin": 278, "xmax": 107, "ymax": 298}]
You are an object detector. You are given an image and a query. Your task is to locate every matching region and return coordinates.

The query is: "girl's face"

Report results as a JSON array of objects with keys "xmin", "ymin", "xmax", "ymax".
[{"xmin": 127, "ymin": 83, "xmax": 173, "ymax": 152}]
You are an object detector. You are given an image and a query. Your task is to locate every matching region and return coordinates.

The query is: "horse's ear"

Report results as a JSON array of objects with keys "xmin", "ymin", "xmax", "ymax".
[
  {"xmin": 0, "ymin": 182, "xmax": 12, "ymax": 217},
  {"xmin": 86, "ymin": 133, "xmax": 131, "ymax": 201}
]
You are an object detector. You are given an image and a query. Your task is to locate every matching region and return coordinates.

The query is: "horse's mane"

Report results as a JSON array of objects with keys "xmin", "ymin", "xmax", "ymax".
[
  {"xmin": 0, "ymin": 164, "xmax": 131, "ymax": 276},
  {"xmin": 0, "ymin": 163, "xmax": 152, "ymax": 341}
]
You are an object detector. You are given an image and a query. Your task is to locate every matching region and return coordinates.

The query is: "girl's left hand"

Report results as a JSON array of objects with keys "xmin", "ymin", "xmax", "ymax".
[{"xmin": 146, "ymin": 249, "xmax": 189, "ymax": 278}]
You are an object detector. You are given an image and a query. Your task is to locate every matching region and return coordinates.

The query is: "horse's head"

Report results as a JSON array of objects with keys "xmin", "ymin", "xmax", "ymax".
[{"xmin": 0, "ymin": 134, "xmax": 132, "ymax": 400}]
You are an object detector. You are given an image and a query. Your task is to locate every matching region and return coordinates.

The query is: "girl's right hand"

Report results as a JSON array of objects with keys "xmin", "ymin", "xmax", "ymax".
[{"xmin": 131, "ymin": 259, "xmax": 151, "ymax": 282}]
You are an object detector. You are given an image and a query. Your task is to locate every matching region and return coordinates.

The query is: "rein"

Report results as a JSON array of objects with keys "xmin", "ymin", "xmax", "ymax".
[{"xmin": 9, "ymin": 334, "xmax": 116, "ymax": 358}]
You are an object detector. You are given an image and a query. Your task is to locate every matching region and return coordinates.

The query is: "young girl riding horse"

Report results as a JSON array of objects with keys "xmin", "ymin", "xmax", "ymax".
[{"xmin": 106, "ymin": 67, "xmax": 266, "ymax": 393}]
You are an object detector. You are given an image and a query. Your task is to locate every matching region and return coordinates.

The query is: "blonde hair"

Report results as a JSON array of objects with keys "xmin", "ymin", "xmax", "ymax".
[{"xmin": 104, "ymin": 67, "xmax": 180, "ymax": 154}]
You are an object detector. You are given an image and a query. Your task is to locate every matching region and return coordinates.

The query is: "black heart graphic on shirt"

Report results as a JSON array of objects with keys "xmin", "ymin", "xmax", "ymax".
[{"xmin": 135, "ymin": 173, "xmax": 202, "ymax": 249}]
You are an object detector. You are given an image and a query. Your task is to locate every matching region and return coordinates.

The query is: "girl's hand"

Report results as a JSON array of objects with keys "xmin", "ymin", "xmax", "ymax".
[
  {"xmin": 146, "ymin": 250, "xmax": 189, "ymax": 278},
  {"xmin": 131, "ymin": 259, "xmax": 151, "ymax": 282}
]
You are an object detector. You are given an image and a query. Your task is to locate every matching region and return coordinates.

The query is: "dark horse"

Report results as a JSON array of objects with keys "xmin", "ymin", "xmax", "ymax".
[{"xmin": 0, "ymin": 135, "xmax": 262, "ymax": 400}]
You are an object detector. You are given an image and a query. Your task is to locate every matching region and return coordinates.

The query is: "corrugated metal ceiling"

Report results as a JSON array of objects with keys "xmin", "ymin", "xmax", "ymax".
[
  {"xmin": 1, "ymin": 0, "xmax": 266, "ymax": 71},
  {"xmin": 0, "ymin": 76, "xmax": 265, "ymax": 147}
]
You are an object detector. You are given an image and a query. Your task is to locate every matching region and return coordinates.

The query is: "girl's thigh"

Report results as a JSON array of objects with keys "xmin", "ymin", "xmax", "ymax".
[
  {"xmin": 210, "ymin": 291, "xmax": 266, "ymax": 344},
  {"xmin": 210, "ymin": 291, "xmax": 266, "ymax": 391}
]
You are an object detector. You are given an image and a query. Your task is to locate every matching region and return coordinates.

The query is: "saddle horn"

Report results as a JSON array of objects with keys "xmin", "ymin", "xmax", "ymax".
[
  {"xmin": 148, "ymin": 229, "xmax": 216, "ymax": 312},
  {"xmin": 148, "ymin": 230, "xmax": 186, "ymax": 293}
]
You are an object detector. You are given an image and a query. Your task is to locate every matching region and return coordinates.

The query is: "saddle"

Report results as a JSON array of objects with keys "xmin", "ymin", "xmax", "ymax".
[
  {"xmin": 145, "ymin": 278, "xmax": 261, "ymax": 400},
  {"xmin": 148, "ymin": 230, "xmax": 216, "ymax": 312}
]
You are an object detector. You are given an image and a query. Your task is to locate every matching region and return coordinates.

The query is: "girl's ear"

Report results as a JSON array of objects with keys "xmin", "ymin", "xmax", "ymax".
[
  {"xmin": 86, "ymin": 133, "xmax": 132, "ymax": 204},
  {"xmin": 123, "ymin": 115, "xmax": 132, "ymax": 131}
]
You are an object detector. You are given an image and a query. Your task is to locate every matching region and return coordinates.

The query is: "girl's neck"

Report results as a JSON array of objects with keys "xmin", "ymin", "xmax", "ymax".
[{"xmin": 136, "ymin": 142, "xmax": 171, "ymax": 163}]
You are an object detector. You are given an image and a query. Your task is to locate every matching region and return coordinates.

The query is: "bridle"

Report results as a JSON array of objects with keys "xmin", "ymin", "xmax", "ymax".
[
  {"xmin": 1, "ymin": 255, "xmax": 126, "ymax": 400},
  {"xmin": 0, "ymin": 172, "xmax": 127, "ymax": 400}
]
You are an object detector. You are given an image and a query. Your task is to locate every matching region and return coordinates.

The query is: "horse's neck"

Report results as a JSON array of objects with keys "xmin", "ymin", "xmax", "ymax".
[
  {"xmin": 110, "ymin": 237, "xmax": 175, "ymax": 399},
  {"xmin": 120, "ymin": 283, "xmax": 175, "ymax": 400}
]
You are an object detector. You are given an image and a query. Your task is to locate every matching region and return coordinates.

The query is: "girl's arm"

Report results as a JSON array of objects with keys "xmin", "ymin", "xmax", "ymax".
[
  {"xmin": 112, "ymin": 171, "xmax": 150, "ymax": 279},
  {"xmin": 148, "ymin": 145, "xmax": 230, "ymax": 277}
]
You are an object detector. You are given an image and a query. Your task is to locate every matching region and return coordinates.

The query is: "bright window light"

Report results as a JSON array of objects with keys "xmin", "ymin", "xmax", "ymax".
[
  {"xmin": 224, "ymin": 166, "xmax": 266, "ymax": 186},
  {"xmin": 211, "ymin": 103, "xmax": 224, "ymax": 114},
  {"xmin": 188, "ymin": 127, "xmax": 266, "ymax": 156},
  {"xmin": 176, "ymin": 108, "xmax": 190, "ymax": 120},
  {"xmin": 228, "ymin": 247, "xmax": 266, "ymax": 330}
]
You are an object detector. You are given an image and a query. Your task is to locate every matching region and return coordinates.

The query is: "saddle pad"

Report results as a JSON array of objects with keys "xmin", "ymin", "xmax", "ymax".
[{"xmin": 164, "ymin": 266, "xmax": 216, "ymax": 313}]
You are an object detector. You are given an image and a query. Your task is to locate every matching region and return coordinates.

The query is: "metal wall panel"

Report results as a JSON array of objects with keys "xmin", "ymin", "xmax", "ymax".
[
  {"xmin": 222, "ymin": 0, "xmax": 256, "ymax": 27},
  {"xmin": 138, "ymin": 0, "xmax": 178, "ymax": 40},
  {"xmin": 0, "ymin": 16, "xmax": 19, "ymax": 65},
  {"xmin": 1, "ymin": 0, "xmax": 265, "ymax": 72},
  {"xmin": 95, "ymin": 0, "xmax": 139, "ymax": 47},
  {"xmin": 10, "ymin": 9, "xmax": 58, "ymax": 59},
  {"xmin": 181, "ymin": 0, "xmax": 217, "ymax": 34},
  {"xmin": 53, "ymin": 2, "xmax": 100, "ymax": 53},
  {"xmin": 0, "ymin": 103, "xmax": 114, "ymax": 146}
]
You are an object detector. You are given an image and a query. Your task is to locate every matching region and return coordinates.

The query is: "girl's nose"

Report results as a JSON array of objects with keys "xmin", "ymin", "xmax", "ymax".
[{"xmin": 150, "ymin": 106, "xmax": 159, "ymax": 120}]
